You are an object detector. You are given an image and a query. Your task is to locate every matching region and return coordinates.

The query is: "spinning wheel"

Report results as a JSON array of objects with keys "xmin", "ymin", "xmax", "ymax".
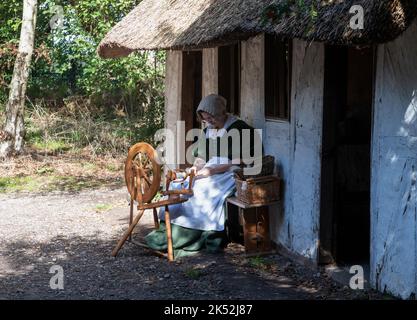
[
  {"xmin": 125, "ymin": 142, "xmax": 161, "ymax": 204},
  {"xmin": 112, "ymin": 142, "xmax": 195, "ymax": 261}
]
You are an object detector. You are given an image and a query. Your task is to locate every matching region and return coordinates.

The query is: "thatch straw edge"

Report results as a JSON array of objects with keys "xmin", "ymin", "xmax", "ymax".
[{"xmin": 98, "ymin": 0, "xmax": 417, "ymax": 58}]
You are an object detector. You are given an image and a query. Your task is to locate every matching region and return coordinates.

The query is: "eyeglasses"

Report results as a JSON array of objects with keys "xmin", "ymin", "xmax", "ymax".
[{"xmin": 200, "ymin": 114, "xmax": 216, "ymax": 124}]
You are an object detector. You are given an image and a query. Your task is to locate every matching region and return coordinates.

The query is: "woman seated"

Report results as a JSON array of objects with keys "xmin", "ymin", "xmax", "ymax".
[{"xmin": 145, "ymin": 94, "xmax": 260, "ymax": 258}]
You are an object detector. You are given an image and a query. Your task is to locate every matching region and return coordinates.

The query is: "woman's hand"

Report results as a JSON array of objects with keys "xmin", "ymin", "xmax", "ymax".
[
  {"xmin": 196, "ymin": 167, "xmax": 213, "ymax": 178},
  {"xmin": 196, "ymin": 163, "xmax": 236, "ymax": 178},
  {"xmin": 193, "ymin": 157, "xmax": 206, "ymax": 171},
  {"xmin": 187, "ymin": 166, "xmax": 198, "ymax": 175}
]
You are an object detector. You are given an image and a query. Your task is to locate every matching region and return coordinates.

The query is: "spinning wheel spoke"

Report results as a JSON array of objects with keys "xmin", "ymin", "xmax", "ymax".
[
  {"xmin": 139, "ymin": 153, "xmax": 146, "ymax": 168},
  {"xmin": 142, "ymin": 174, "xmax": 152, "ymax": 187},
  {"xmin": 140, "ymin": 178, "xmax": 146, "ymax": 195}
]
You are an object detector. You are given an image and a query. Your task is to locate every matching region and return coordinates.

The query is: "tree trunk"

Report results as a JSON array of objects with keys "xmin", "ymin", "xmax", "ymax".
[{"xmin": 0, "ymin": 0, "xmax": 38, "ymax": 158}]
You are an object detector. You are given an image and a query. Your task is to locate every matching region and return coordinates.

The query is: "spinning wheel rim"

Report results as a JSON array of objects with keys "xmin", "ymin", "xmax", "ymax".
[{"xmin": 125, "ymin": 142, "xmax": 161, "ymax": 204}]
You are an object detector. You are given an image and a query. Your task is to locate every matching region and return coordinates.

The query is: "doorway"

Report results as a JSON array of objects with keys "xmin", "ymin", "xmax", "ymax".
[{"xmin": 320, "ymin": 46, "xmax": 375, "ymax": 266}]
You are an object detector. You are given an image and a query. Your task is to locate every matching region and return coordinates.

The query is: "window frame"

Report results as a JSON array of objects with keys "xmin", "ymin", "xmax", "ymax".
[
  {"xmin": 218, "ymin": 42, "xmax": 241, "ymax": 116},
  {"xmin": 264, "ymin": 35, "xmax": 292, "ymax": 122}
]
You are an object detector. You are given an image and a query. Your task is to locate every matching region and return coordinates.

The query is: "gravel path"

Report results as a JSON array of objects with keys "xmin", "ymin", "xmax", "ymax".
[{"xmin": 0, "ymin": 188, "xmax": 385, "ymax": 300}]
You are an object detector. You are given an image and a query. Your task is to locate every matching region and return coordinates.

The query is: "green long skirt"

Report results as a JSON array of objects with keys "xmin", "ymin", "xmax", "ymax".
[{"xmin": 144, "ymin": 222, "xmax": 228, "ymax": 259}]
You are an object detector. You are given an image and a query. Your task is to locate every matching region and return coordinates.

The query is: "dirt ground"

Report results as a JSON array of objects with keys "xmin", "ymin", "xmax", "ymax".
[{"xmin": 0, "ymin": 186, "xmax": 393, "ymax": 300}]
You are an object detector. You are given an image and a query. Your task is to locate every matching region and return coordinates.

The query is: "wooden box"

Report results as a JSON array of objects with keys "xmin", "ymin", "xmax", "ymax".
[{"xmin": 235, "ymin": 175, "xmax": 280, "ymax": 205}]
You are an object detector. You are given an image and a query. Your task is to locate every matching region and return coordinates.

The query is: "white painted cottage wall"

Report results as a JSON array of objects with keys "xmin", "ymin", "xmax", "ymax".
[
  {"xmin": 164, "ymin": 51, "xmax": 183, "ymax": 168},
  {"xmin": 265, "ymin": 119, "xmax": 291, "ymax": 247},
  {"xmin": 240, "ymin": 35, "xmax": 266, "ymax": 130},
  {"xmin": 202, "ymin": 48, "xmax": 218, "ymax": 97},
  {"xmin": 287, "ymin": 40, "xmax": 324, "ymax": 261},
  {"xmin": 371, "ymin": 21, "xmax": 417, "ymax": 299},
  {"xmin": 240, "ymin": 36, "xmax": 324, "ymax": 261}
]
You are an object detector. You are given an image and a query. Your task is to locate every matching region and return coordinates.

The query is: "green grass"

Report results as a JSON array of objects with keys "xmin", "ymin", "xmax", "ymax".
[
  {"xmin": 36, "ymin": 166, "xmax": 55, "ymax": 175},
  {"xmin": 105, "ymin": 163, "xmax": 119, "ymax": 172},
  {"xmin": 31, "ymin": 139, "xmax": 72, "ymax": 153},
  {"xmin": 0, "ymin": 174, "xmax": 123, "ymax": 194},
  {"xmin": 248, "ymin": 256, "xmax": 274, "ymax": 269},
  {"xmin": 0, "ymin": 176, "xmax": 42, "ymax": 193},
  {"xmin": 94, "ymin": 203, "xmax": 113, "ymax": 212},
  {"xmin": 82, "ymin": 162, "xmax": 97, "ymax": 171},
  {"xmin": 184, "ymin": 268, "xmax": 202, "ymax": 280}
]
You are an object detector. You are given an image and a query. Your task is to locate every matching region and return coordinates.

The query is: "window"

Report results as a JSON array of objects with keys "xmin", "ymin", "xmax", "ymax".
[
  {"xmin": 265, "ymin": 35, "xmax": 292, "ymax": 120},
  {"xmin": 182, "ymin": 51, "xmax": 202, "ymax": 129},
  {"xmin": 218, "ymin": 43, "xmax": 241, "ymax": 116}
]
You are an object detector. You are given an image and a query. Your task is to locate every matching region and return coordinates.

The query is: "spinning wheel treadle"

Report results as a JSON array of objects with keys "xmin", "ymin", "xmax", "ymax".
[{"xmin": 112, "ymin": 142, "xmax": 196, "ymax": 261}]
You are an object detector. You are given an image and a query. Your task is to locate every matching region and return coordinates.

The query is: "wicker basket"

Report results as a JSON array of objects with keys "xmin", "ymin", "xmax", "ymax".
[
  {"xmin": 235, "ymin": 175, "xmax": 280, "ymax": 205},
  {"xmin": 234, "ymin": 155, "xmax": 275, "ymax": 180}
]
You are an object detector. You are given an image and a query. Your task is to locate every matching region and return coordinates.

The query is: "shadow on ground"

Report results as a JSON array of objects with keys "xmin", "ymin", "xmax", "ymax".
[{"xmin": 0, "ymin": 225, "xmax": 385, "ymax": 300}]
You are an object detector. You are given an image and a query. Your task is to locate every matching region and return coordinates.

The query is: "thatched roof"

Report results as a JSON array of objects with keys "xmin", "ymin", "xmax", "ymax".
[{"xmin": 98, "ymin": 0, "xmax": 417, "ymax": 58}]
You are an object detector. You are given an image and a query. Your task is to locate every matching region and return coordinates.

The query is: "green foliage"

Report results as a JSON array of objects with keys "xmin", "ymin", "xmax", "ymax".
[
  {"xmin": 1, "ymin": 0, "xmax": 165, "ymax": 129},
  {"xmin": 0, "ymin": 0, "xmax": 23, "ymax": 93}
]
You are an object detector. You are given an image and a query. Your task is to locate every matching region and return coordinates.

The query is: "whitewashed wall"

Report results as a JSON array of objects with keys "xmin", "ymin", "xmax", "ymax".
[
  {"xmin": 371, "ymin": 22, "xmax": 417, "ymax": 299},
  {"xmin": 240, "ymin": 36, "xmax": 324, "ymax": 262},
  {"xmin": 164, "ymin": 51, "xmax": 182, "ymax": 168},
  {"xmin": 288, "ymin": 40, "xmax": 324, "ymax": 261},
  {"xmin": 240, "ymin": 35, "xmax": 266, "ymax": 130},
  {"xmin": 202, "ymin": 48, "xmax": 218, "ymax": 97}
]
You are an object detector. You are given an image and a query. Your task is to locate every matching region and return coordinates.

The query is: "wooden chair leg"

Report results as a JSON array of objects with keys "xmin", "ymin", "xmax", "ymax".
[
  {"xmin": 112, "ymin": 209, "xmax": 145, "ymax": 257},
  {"xmin": 128, "ymin": 172, "xmax": 137, "ymax": 242},
  {"xmin": 164, "ymin": 205, "xmax": 174, "ymax": 261},
  {"xmin": 128, "ymin": 198, "xmax": 134, "ymax": 241},
  {"xmin": 153, "ymin": 207, "xmax": 160, "ymax": 230}
]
